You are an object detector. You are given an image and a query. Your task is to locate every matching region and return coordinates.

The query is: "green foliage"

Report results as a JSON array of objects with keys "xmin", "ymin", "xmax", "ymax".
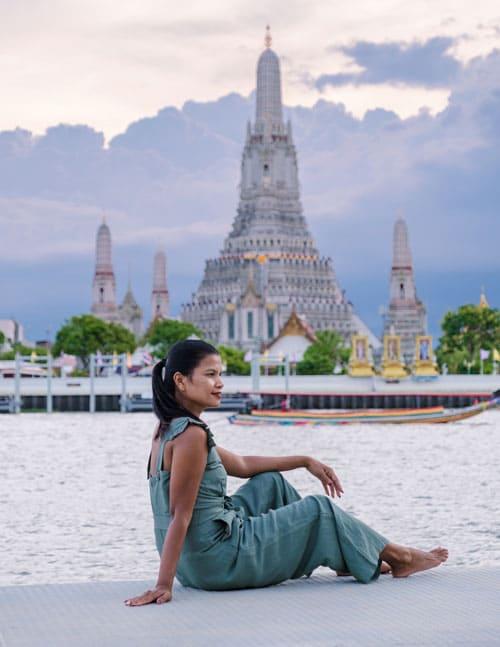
[
  {"xmin": 0, "ymin": 344, "xmax": 49, "ymax": 361},
  {"xmin": 52, "ymin": 315, "xmax": 136, "ymax": 366},
  {"xmin": 296, "ymin": 330, "xmax": 348, "ymax": 375},
  {"xmin": 218, "ymin": 345, "xmax": 250, "ymax": 375},
  {"xmin": 0, "ymin": 330, "xmax": 4, "ymax": 346},
  {"xmin": 436, "ymin": 304, "xmax": 500, "ymax": 374},
  {"xmin": 143, "ymin": 319, "xmax": 204, "ymax": 358}
]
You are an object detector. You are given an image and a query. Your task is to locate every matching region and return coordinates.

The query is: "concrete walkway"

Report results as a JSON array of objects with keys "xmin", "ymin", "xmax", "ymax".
[{"xmin": 1, "ymin": 567, "xmax": 498, "ymax": 646}]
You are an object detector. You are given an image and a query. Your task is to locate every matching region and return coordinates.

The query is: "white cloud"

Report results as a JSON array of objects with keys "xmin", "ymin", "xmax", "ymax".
[{"xmin": 2, "ymin": 1, "xmax": 500, "ymax": 137}]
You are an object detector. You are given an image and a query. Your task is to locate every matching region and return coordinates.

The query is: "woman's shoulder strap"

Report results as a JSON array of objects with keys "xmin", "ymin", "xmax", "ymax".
[{"xmin": 168, "ymin": 416, "xmax": 216, "ymax": 448}]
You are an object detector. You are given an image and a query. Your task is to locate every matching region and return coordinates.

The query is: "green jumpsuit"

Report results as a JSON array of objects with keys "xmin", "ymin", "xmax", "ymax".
[{"xmin": 148, "ymin": 417, "xmax": 389, "ymax": 591}]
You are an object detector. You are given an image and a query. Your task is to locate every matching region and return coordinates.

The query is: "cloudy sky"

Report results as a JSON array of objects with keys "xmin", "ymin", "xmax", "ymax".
[
  {"xmin": 3, "ymin": 0, "xmax": 500, "ymax": 137},
  {"xmin": 1, "ymin": 0, "xmax": 499, "ymax": 341}
]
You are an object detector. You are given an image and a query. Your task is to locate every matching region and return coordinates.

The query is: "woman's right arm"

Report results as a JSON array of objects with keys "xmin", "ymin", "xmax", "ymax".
[{"xmin": 125, "ymin": 425, "xmax": 208, "ymax": 606}]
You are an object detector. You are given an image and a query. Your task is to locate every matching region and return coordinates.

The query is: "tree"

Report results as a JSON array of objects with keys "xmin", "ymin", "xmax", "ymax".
[
  {"xmin": 0, "ymin": 331, "xmax": 4, "ymax": 346},
  {"xmin": 436, "ymin": 304, "xmax": 500, "ymax": 374},
  {"xmin": 296, "ymin": 330, "xmax": 349, "ymax": 375},
  {"xmin": 143, "ymin": 319, "xmax": 204, "ymax": 358},
  {"xmin": 52, "ymin": 315, "xmax": 136, "ymax": 367},
  {"xmin": 218, "ymin": 345, "xmax": 250, "ymax": 375}
]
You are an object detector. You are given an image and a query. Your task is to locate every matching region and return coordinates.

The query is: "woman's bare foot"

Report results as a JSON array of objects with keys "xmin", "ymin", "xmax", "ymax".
[
  {"xmin": 336, "ymin": 561, "xmax": 391, "ymax": 577},
  {"xmin": 381, "ymin": 543, "xmax": 448, "ymax": 578}
]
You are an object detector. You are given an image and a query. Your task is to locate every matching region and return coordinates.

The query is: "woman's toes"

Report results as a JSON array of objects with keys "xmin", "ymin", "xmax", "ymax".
[{"xmin": 430, "ymin": 547, "xmax": 448, "ymax": 562}]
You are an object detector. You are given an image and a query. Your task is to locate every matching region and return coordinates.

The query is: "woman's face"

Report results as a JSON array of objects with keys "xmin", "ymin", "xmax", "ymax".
[{"xmin": 176, "ymin": 353, "xmax": 224, "ymax": 410}]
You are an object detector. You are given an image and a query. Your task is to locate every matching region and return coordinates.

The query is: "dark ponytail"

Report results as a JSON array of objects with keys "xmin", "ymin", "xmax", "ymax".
[{"xmin": 152, "ymin": 339, "xmax": 220, "ymax": 439}]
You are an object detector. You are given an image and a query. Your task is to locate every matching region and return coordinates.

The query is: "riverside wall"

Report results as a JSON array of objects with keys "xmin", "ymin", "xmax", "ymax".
[{"xmin": 0, "ymin": 375, "xmax": 498, "ymax": 412}]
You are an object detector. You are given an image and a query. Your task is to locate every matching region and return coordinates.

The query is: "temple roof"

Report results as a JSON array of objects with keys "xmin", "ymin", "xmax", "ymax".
[
  {"xmin": 121, "ymin": 282, "xmax": 141, "ymax": 313},
  {"xmin": 240, "ymin": 278, "xmax": 262, "ymax": 307},
  {"xmin": 269, "ymin": 307, "xmax": 317, "ymax": 346}
]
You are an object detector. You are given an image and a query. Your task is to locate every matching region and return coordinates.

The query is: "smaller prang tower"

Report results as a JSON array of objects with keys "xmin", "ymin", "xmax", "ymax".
[
  {"xmin": 151, "ymin": 249, "xmax": 170, "ymax": 320},
  {"xmin": 119, "ymin": 279, "xmax": 144, "ymax": 337},
  {"xmin": 91, "ymin": 218, "xmax": 119, "ymax": 322},
  {"xmin": 91, "ymin": 219, "xmax": 143, "ymax": 337},
  {"xmin": 382, "ymin": 216, "xmax": 427, "ymax": 363}
]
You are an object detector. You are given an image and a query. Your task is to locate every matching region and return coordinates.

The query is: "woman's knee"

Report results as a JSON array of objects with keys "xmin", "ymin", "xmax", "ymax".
[
  {"xmin": 248, "ymin": 471, "xmax": 282, "ymax": 486},
  {"xmin": 306, "ymin": 494, "xmax": 337, "ymax": 515},
  {"xmin": 250, "ymin": 471, "xmax": 283, "ymax": 489}
]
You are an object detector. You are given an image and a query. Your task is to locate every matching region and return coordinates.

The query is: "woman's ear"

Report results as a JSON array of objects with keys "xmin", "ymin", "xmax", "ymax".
[{"xmin": 173, "ymin": 371, "xmax": 186, "ymax": 392}]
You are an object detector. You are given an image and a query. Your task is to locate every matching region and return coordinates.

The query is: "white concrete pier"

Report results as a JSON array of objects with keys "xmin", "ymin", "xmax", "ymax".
[
  {"xmin": 1, "ymin": 374, "xmax": 499, "ymax": 398},
  {"xmin": 1, "ymin": 567, "xmax": 498, "ymax": 646}
]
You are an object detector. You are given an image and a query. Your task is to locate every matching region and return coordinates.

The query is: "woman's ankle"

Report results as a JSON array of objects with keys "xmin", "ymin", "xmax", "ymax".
[{"xmin": 380, "ymin": 543, "xmax": 411, "ymax": 566}]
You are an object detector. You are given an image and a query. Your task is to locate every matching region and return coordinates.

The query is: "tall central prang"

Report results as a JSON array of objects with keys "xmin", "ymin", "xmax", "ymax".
[{"xmin": 182, "ymin": 28, "xmax": 375, "ymax": 350}]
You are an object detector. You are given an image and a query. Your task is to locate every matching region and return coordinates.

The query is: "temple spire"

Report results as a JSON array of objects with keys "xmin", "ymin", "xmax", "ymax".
[
  {"xmin": 95, "ymin": 219, "xmax": 113, "ymax": 273},
  {"xmin": 392, "ymin": 215, "xmax": 413, "ymax": 269},
  {"xmin": 383, "ymin": 215, "xmax": 427, "ymax": 363},
  {"xmin": 91, "ymin": 218, "xmax": 118, "ymax": 321},
  {"xmin": 255, "ymin": 26, "xmax": 283, "ymax": 129},
  {"xmin": 151, "ymin": 248, "xmax": 169, "ymax": 320},
  {"xmin": 479, "ymin": 286, "xmax": 489, "ymax": 309},
  {"xmin": 390, "ymin": 216, "xmax": 416, "ymax": 302},
  {"xmin": 264, "ymin": 25, "xmax": 272, "ymax": 48}
]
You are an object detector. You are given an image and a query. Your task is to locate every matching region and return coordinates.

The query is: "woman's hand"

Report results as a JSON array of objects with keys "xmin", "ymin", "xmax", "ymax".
[
  {"xmin": 124, "ymin": 585, "xmax": 172, "ymax": 606},
  {"xmin": 306, "ymin": 458, "xmax": 344, "ymax": 498}
]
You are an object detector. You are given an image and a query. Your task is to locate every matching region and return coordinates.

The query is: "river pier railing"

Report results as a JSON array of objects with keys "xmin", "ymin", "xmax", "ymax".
[{"xmin": 0, "ymin": 351, "xmax": 498, "ymax": 413}]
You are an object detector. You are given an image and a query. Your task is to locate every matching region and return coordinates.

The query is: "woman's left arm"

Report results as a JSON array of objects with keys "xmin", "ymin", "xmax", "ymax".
[
  {"xmin": 216, "ymin": 446, "xmax": 344, "ymax": 498},
  {"xmin": 217, "ymin": 446, "xmax": 310, "ymax": 478}
]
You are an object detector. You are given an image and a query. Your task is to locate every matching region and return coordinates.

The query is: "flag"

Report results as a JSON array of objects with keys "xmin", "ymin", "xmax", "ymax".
[
  {"xmin": 493, "ymin": 348, "xmax": 500, "ymax": 362},
  {"xmin": 479, "ymin": 349, "xmax": 490, "ymax": 360}
]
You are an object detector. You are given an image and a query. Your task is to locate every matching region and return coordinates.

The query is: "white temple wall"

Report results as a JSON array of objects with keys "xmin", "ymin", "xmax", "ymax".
[{"xmin": 268, "ymin": 334, "xmax": 311, "ymax": 361}]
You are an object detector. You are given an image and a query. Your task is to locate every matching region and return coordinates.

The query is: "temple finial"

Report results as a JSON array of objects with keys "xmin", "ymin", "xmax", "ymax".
[
  {"xmin": 479, "ymin": 286, "xmax": 489, "ymax": 308},
  {"xmin": 264, "ymin": 25, "xmax": 272, "ymax": 49}
]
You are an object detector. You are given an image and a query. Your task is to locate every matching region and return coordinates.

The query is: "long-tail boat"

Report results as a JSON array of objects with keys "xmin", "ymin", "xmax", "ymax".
[{"xmin": 229, "ymin": 391, "xmax": 500, "ymax": 426}]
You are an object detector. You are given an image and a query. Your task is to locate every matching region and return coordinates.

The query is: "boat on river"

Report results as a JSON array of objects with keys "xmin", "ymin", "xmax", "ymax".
[{"xmin": 229, "ymin": 391, "xmax": 500, "ymax": 426}]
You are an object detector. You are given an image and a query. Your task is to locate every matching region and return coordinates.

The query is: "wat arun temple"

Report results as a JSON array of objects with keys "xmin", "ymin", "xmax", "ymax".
[
  {"xmin": 182, "ymin": 29, "xmax": 378, "ymax": 350},
  {"xmin": 89, "ymin": 28, "xmax": 428, "ymax": 357}
]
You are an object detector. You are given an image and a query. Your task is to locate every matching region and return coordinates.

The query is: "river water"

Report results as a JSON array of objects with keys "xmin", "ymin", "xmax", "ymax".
[{"xmin": 1, "ymin": 411, "xmax": 499, "ymax": 586}]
